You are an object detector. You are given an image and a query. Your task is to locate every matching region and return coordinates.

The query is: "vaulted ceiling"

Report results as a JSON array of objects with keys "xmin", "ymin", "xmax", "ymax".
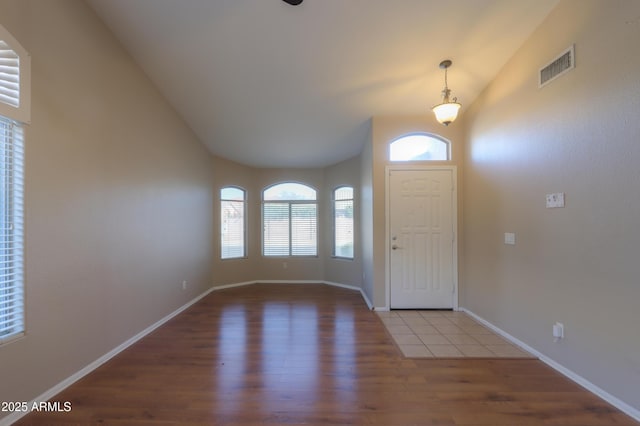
[{"xmin": 87, "ymin": 0, "xmax": 559, "ymax": 168}]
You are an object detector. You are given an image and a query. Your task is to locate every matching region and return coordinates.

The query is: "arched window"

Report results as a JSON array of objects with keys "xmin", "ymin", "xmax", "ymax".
[
  {"xmin": 263, "ymin": 182, "xmax": 317, "ymax": 256},
  {"xmin": 333, "ymin": 186, "xmax": 354, "ymax": 259},
  {"xmin": 389, "ymin": 134, "xmax": 450, "ymax": 161},
  {"xmin": 220, "ymin": 186, "xmax": 246, "ymax": 259}
]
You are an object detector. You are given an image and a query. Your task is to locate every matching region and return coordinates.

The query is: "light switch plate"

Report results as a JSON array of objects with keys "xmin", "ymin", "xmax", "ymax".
[
  {"xmin": 504, "ymin": 232, "xmax": 516, "ymax": 245},
  {"xmin": 546, "ymin": 192, "xmax": 565, "ymax": 208}
]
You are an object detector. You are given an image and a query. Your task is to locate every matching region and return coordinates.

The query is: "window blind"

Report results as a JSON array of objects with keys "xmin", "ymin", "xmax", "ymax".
[
  {"xmin": 291, "ymin": 203, "xmax": 317, "ymax": 256},
  {"xmin": 220, "ymin": 187, "xmax": 246, "ymax": 259},
  {"xmin": 263, "ymin": 202, "xmax": 290, "ymax": 256},
  {"xmin": 333, "ymin": 187, "xmax": 354, "ymax": 258},
  {"xmin": 221, "ymin": 200, "xmax": 245, "ymax": 259},
  {"xmin": 0, "ymin": 117, "xmax": 24, "ymax": 344}
]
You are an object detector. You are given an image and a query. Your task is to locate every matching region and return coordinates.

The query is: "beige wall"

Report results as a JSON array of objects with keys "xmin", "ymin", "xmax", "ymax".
[
  {"xmin": 369, "ymin": 115, "xmax": 465, "ymax": 307},
  {"xmin": 211, "ymin": 155, "xmax": 258, "ymax": 285},
  {"xmin": 0, "ymin": 0, "xmax": 214, "ymax": 416},
  {"xmin": 462, "ymin": 0, "xmax": 640, "ymax": 411},
  {"xmin": 324, "ymin": 155, "xmax": 363, "ymax": 287},
  {"xmin": 359, "ymin": 124, "xmax": 375, "ymax": 304}
]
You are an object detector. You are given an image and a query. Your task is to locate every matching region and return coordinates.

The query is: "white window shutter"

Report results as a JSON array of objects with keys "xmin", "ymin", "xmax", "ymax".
[
  {"xmin": 0, "ymin": 41, "xmax": 19, "ymax": 108},
  {"xmin": 0, "ymin": 25, "xmax": 30, "ymax": 124}
]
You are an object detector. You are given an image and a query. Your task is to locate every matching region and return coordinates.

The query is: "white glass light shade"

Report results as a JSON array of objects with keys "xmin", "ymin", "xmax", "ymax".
[{"xmin": 432, "ymin": 102, "xmax": 461, "ymax": 126}]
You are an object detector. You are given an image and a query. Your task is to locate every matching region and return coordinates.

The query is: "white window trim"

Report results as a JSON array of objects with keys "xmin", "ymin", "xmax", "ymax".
[
  {"xmin": 262, "ymin": 182, "xmax": 318, "ymax": 257},
  {"xmin": 0, "ymin": 25, "xmax": 27, "ymax": 346},
  {"xmin": 220, "ymin": 186, "xmax": 247, "ymax": 260},
  {"xmin": 332, "ymin": 186, "xmax": 354, "ymax": 260}
]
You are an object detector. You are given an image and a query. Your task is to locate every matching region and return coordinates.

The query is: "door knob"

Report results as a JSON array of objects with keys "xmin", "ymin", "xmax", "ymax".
[{"xmin": 392, "ymin": 244, "xmax": 400, "ymax": 250}]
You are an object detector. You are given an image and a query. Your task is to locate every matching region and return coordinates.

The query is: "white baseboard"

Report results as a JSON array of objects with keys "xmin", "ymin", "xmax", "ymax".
[
  {"xmin": 360, "ymin": 291, "xmax": 374, "ymax": 310},
  {"xmin": 211, "ymin": 280, "xmax": 257, "ymax": 290},
  {"xmin": 212, "ymin": 280, "xmax": 372, "ymax": 310},
  {"xmin": 254, "ymin": 280, "xmax": 325, "ymax": 284},
  {"xmin": 461, "ymin": 308, "xmax": 640, "ymax": 423},
  {"xmin": 324, "ymin": 281, "xmax": 373, "ymax": 310},
  {"xmin": 323, "ymin": 280, "xmax": 359, "ymax": 291},
  {"xmin": 213, "ymin": 280, "xmax": 328, "ymax": 287}
]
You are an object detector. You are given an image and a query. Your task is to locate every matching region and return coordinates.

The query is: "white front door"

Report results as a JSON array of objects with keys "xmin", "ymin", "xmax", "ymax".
[{"xmin": 388, "ymin": 168, "xmax": 455, "ymax": 309}]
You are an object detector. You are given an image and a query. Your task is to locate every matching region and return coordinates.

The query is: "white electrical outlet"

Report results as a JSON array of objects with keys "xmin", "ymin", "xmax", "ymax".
[{"xmin": 182, "ymin": 280, "xmax": 187, "ymax": 290}]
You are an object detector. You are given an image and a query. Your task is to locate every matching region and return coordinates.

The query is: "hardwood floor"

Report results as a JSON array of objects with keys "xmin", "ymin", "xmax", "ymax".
[{"xmin": 16, "ymin": 284, "xmax": 638, "ymax": 425}]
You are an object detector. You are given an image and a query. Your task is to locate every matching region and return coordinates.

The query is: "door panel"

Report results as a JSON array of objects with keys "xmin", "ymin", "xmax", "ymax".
[{"xmin": 389, "ymin": 169, "xmax": 454, "ymax": 309}]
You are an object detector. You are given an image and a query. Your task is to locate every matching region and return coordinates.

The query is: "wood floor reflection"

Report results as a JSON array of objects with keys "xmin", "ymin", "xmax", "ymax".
[{"xmin": 17, "ymin": 284, "xmax": 638, "ymax": 425}]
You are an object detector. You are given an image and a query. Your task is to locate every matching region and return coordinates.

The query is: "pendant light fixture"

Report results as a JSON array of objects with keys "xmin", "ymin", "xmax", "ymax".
[{"xmin": 432, "ymin": 60, "xmax": 461, "ymax": 126}]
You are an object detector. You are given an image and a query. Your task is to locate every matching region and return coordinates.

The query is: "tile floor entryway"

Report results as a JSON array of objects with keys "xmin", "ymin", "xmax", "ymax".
[{"xmin": 377, "ymin": 309, "xmax": 535, "ymax": 359}]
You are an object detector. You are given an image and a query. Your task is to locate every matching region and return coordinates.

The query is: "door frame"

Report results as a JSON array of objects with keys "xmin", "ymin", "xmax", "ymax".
[{"xmin": 384, "ymin": 165, "xmax": 459, "ymax": 310}]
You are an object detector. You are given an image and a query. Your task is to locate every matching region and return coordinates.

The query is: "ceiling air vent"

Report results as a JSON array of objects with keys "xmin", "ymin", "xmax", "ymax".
[{"xmin": 539, "ymin": 45, "xmax": 575, "ymax": 88}]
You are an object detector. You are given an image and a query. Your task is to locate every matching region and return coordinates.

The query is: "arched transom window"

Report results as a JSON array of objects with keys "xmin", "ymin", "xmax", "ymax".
[{"xmin": 389, "ymin": 134, "xmax": 450, "ymax": 161}]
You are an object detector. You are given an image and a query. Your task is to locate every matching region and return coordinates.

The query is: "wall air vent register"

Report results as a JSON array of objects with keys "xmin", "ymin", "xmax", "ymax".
[{"xmin": 539, "ymin": 45, "xmax": 575, "ymax": 88}]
